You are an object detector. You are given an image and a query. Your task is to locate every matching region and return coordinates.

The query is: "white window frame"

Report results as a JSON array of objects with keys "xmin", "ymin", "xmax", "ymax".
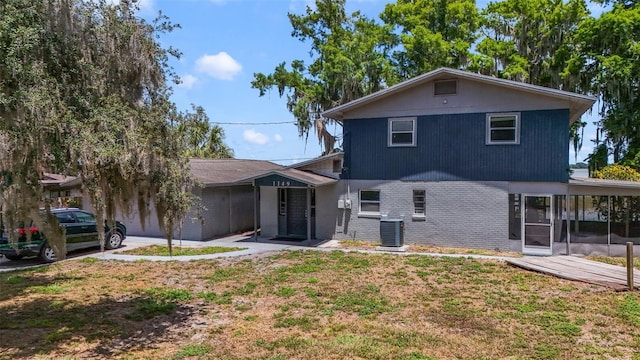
[
  {"xmin": 486, "ymin": 113, "xmax": 520, "ymax": 145},
  {"xmin": 412, "ymin": 189, "xmax": 426, "ymax": 220},
  {"xmin": 358, "ymin": 189, "xmax": 380, "ymax": 217},
  {"xmin": 388, "ymin": 117, "xmax": 417, "ymax": 147}
]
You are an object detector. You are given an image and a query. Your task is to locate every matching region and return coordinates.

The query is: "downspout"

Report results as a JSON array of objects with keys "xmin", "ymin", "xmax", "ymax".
[
  {"xmin": 253, "ymin": 180, "xmax": 257, "ymax": 241},
  {"xmin": 306, "ymin": 186, "xmax": 311, "ymax": 241}
]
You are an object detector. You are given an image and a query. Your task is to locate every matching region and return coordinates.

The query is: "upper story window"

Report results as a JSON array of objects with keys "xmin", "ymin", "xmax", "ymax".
[
  {"xmin": 486, "ymin": 113, "xmax": 520, "ymax": 145},
  {"xmin": 434, "ymin": 79, "xmax": 457, "ymax": 96},
  {"xmin": 388, "ymin": 117, "xmax": 416, "ymax": 147}
]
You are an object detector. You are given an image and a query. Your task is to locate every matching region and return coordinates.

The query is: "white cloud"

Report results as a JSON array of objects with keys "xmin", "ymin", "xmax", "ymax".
[
  {"xmin": 104, "ymin": 0, "xmax": 153, "ymax": 13},
  {"xmin": 243, "ymin": 129, "xmax": 269, "ymax": 145},
  {"xmin": 177, "ymin": 74, "xmax": 197, "ymax": 89},
  {"xmin": 274, "ymin": 134, "xmax": 283, "ymax": 142},
  {"xmin": 137, "ymin": 0, "xmax": 154, "ymax": 12},
  {"xmin": 195, "ymin": 52, "xmax": 242, "ymax": 81}
]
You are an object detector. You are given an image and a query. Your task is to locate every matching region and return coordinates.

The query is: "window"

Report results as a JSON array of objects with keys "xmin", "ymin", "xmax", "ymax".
[
  {"xmin": 55, "ymin": 212, "xmax": 76, "ymax": 224},
  {"xmin": 74, "ymin": 211, "xmax": 96, "ymax": 223},
  {"xmin": 434, "ymin": 79, "xmax": 457, "ymax": 95},
  {"xmin": 413, "ymin": 190, "xmax": 425, "ymax": 215},
  {"xmin": 279, "ymin": 189, "xmax": 286, "ymax": 216},
  {"xmin": 486, "ymin": 113, "xmax": 520, "ymax": 144},
  {"xmin": 359, "ymin": 190, "xmax": 380, "ymax": 214},
  {"xmin": 388, "ymin": 117, "xmax": 416, "ymax": 147}
]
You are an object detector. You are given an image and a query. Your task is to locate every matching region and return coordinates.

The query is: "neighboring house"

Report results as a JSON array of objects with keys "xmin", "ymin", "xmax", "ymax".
[
  {"xmin": 249, "ymin": 68, "xmax": 640, "ymax": 256},
  {"xmin": 119, "ymin": 158, "xmax": 283, "ymax": 241}
]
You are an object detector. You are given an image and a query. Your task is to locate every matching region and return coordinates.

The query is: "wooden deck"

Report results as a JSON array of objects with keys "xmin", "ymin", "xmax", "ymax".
[{"xmin": 506, "ymin": 256, "xmax": 640, "ymax": 291}]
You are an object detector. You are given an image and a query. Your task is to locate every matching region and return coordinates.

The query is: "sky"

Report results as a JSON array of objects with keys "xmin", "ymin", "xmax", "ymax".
[{"xmin": 129, "ymin": 0, "xmax": 608, "ymax": 165}]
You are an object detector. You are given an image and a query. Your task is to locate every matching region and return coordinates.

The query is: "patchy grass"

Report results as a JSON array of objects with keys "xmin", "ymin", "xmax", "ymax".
[
  {"xmin": 331, "ymin": 239, "xmax": 521, "ymax": 257},
  {"xmin": 588, "ymin": 255, "xmax": 640, "ymax": 270},
  {"xmin": 0, "ymin": 250, "xmax": 639, "ymax": 359},
  {"xmin": 117, "ymin": 245, "xmax": 246, "ymax": 256}
]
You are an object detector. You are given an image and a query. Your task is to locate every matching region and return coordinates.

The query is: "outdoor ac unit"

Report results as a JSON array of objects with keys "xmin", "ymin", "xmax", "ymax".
[{"xmin": 380, "ymin": 219, "xmax": 404, "ymax": 247}]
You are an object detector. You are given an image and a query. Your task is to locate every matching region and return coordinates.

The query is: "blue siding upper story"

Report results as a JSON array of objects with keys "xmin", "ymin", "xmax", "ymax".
[{"xmin": 342, "ymin": 109, "xmax": 570, "ymax": 182}]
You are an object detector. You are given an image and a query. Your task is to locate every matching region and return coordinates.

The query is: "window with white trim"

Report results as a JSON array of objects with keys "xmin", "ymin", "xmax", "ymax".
[
  {"xmin": 388, "ymin": 117, "xmax": 416, "ymax": 147},
  {"xmin": 359, "ymin": 189, "xmax": 380, "ymax": 214},
  {"xmin": 486, "ymin": 113, "xmax": 520, "ymax": 144},
  {"xmin": 413, "ymin": 190, "xmax": 425, "ymax": 215}
]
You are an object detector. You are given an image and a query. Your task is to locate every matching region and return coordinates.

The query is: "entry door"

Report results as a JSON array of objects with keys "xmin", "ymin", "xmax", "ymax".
[
  {"xmin": 278, "ymin": 188, "xmax": 311, "ymax": 239},
  {"xmin": 286, "ymin": 188, "xmax": 307, "ymax": 237},
  {"xmin": 522, "ymin": 195, "xmax": 554, "ymax": 255}
]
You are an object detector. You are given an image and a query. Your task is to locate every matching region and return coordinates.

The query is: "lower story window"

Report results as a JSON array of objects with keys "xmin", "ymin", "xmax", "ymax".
[
  {"xmin": 359, "ymin": 190, "xmax": 380, "ymax": 213},
  {"xmin": 413, "ymin": 190, "xmax": 425, "ymax": 215},
  {"xmin": 509, "ymin": 194, "xmax": 521, "ymax": 240}
]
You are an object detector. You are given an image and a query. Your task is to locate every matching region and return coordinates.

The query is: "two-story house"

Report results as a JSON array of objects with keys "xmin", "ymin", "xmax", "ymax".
[
  {"xmin": 319, "ymin": 67, "xmax": 598, "ymax": 255},
  {"xmin": 183, "ymin": 68, "xmax": 636, "ymax": 256}
]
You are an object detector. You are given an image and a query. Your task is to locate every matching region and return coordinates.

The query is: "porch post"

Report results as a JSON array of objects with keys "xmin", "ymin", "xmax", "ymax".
[
  {"xmin": 306, "ymin": 187, "xmax": 311, "ymax": 241},
  {"xmin": 607, "ymin": 195, "xmax": 611, "ymax": 256},
  {"xmin": 253, "ymin": 182, "xmax": 258, "ymax": 241},
  {"xmin": 566, "ymin": 191, "xmax": 571, "ymax": 256}
]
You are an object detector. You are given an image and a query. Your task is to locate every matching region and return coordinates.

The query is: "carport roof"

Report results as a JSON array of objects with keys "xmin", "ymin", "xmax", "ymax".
[{"xmin": 189, "ymin": 159, "xmax": 284, "ymax": 187}]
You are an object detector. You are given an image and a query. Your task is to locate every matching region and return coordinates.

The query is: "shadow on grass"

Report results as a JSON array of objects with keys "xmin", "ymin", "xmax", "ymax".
[{"xmin": 0, "ymin": 287, "xmax": 196, "ymax": 358}]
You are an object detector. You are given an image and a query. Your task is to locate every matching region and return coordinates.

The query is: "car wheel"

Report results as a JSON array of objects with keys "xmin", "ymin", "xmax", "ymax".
[
  {"xmin": 39, "ymin": 243, "xmax": 57, "ymax": 263},
  {"xmin": 5, "ymin": 254, "xmax": 24, "ymax": 261},
  {"xmin": 105, "ymin": 231, "xmax": 123, "ymax": 250}
]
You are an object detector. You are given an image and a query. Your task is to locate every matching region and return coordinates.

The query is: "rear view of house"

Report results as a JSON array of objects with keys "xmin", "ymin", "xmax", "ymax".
[{"xmin": 322, "ymin": 67, "xmax": 606, "ymax": 255}]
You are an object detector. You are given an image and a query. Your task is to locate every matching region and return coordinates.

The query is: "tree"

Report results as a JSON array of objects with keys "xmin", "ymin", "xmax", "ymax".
[
  {"xmin": 380, "ymin": 0, "xmax": 480, "ymax": 78},
  {"xmin": 592, "ymin": 164, "xmax": 640, "ymax": 181},
  {"xmin": 476, "ymin": 0, "xmax": 588, "ymax": 87},
  {"xmin": 567, "ymin": 2, "xmax": 640, "ymax": 164},
  {"xmin": 0, "ymin": 0, "xmax": 194, "ymax": 259},
  {"xmin": 252, "ymin": 0, "xmax": 396, "ymax": 153},
  {"xmin": 176, "ymin": 105, "xmax": 234, "ymax": 159}
]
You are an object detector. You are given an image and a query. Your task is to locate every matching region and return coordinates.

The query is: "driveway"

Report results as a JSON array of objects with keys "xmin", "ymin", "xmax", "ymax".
[{"xmin": 0, "ymin": 234, "xmax": 312, "ymax": 272}]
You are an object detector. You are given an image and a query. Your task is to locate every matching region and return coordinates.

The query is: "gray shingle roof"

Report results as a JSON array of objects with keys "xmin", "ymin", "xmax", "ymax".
[{"xmin": 189, "ymin": 159, "xmax": 284, "ymax": 186}]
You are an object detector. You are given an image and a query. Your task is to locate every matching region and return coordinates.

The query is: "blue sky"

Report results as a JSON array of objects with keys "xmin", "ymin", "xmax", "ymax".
[{"xmin": 130, "ymin": 0, "xmax": 607, "ymax": 165}]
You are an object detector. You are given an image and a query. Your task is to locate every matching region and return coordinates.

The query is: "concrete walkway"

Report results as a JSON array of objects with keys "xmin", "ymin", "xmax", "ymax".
[{"xmin": 97, "ymin": 234, "xmax": 513, "ymax": 262}]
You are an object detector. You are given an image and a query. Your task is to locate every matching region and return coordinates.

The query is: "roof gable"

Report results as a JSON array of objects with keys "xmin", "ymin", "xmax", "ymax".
[{"xmin": 322, "ymin": 68, "xmax": 596, "ymax": 123}]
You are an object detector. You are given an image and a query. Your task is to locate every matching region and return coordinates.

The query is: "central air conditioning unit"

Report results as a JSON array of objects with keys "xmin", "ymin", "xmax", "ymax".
[{"xmin": 380, "ymin": 219, "xmax": 404, "ymax": 247}]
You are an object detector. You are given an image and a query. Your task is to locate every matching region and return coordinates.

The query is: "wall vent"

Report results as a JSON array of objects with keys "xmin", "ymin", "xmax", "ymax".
[{"xmin": 434, "ymin": 79, "xmax": 457, "ymax": 96}]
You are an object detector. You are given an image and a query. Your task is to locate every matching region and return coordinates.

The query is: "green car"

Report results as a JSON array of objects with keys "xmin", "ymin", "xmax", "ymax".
[{"xmin": 0, "ymin": 208, "xmax": 127, "ymax": 262}]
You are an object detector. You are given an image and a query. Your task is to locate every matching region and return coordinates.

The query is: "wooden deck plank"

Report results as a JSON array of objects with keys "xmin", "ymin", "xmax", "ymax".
[
  {"xmin": 546, "ymin": 257, "xmax": 640, "ymax": 283},
  {"xmin": 506, "ymin": 256, "xmax": 638, "ymax": 291},
  {"xmin": 544, "ymin": 257, "xmax": 640, "ymax": 282},
  {"xmin": 517, "ymin": 258, "xmax": 631, "ymax": 284},
  {"xmin": 515, "ymin": 260, "xmax": 628, "ymax": 287}
]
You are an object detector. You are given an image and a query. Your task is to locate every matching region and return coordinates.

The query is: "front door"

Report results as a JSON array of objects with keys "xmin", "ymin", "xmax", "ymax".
[
  {"xmin": 277, "ymin": 188, "xmax": 315, "ymax": 239},
  {"xmin": 522, "ymin": 195, "xmax": 554, "ymax": 255}
]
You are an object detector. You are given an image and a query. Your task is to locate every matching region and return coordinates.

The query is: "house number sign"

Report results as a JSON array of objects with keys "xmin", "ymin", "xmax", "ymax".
[{"xmin": 272, "ymin": 180, "xmax": 292, "ymax": 187}]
